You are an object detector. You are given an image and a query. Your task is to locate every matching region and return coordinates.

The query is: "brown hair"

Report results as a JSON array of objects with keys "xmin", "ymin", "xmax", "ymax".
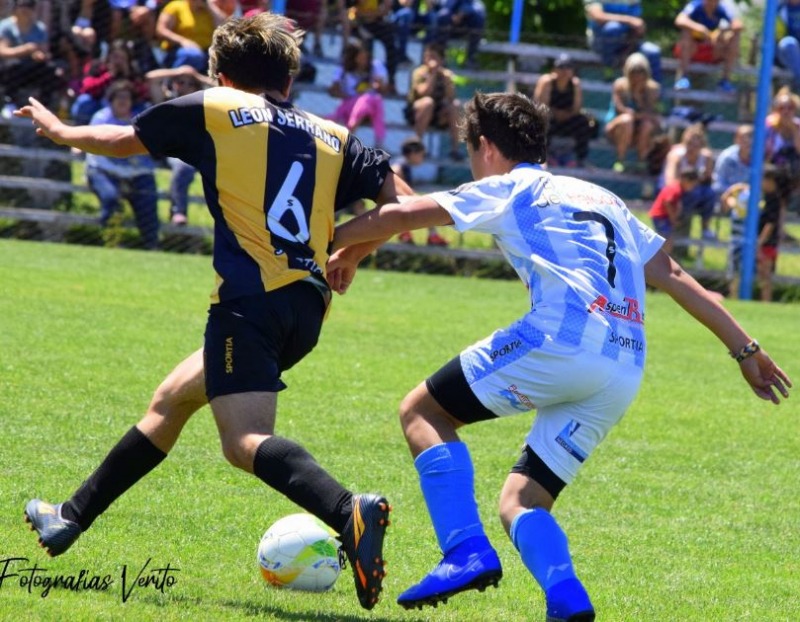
[
  {"xmin": 460, "ymin": 91, "xmax": 549, "ymax": 164},
  {"xmin": 208, "ymin": 12, "xmax": 304, "ymax": 93}
]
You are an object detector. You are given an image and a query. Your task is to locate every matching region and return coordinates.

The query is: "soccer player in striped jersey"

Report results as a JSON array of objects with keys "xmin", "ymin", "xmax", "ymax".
[
  {"xmin": 15, "ymin": 12, "xmax": 411, "ymax": 610},
  {"xmin": 331, "ymin": 91, "xmax": 792, "ymax": 621}
]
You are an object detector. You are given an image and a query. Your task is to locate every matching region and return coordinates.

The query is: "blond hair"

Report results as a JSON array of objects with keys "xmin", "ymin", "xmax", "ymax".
[
  {"xmin": 772, "ymin": 85, "xmax": 800, "ymax": 111},
  {"xmin": 623, "ymin": 52, "xmax": 652, "ymax": 81}
]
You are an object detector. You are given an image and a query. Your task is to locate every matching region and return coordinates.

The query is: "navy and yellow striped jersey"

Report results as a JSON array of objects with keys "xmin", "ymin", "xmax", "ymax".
[{"xmin": 133, "ymin": 87, "xmax": 391, "ymax": 303}]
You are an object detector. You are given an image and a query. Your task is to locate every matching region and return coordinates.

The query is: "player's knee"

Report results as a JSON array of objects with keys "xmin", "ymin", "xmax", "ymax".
[
  {"xmin": 398, "ymin": 392, "xmax": 419, "ymax": 434},
  {"xmin": 220, "ymin": 437, "xmax": 251, "ymax": 471},
  {"xmin": 498, "ymin": 494, "xmax": 522, "ymax": 533},
  {"xmin": 148, "ymin": 387, "xmax": 201, "ymax": 423}
]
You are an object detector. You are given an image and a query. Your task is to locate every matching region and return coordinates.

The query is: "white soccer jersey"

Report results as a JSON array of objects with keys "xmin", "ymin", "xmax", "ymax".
[{"xmin": 429, "ymin": 164, "xmax": 664, "ymax": 369}]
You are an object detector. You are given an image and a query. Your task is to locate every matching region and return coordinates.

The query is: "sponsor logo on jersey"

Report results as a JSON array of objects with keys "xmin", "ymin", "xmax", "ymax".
[
  {"xmin": 608, "ymin": 332, "xmax": 644, "ymax": 352},
  {"xmin": 224, "ymin": 337, "xmax": 234, "ymax": 374},
  {"xmin": 555, "ymin": 420, "xmax": 587, "ymax": 463},
  {"xmin": 587, "ymin": 294, "xmax": 644, "ymax": 323},
  {"xmin": 499, "ymin": 384, "xmax": 534, "ymax": 411},
  {"xmin": 490, "ymin": 339, "xmax": 523, "ymax": 361}
]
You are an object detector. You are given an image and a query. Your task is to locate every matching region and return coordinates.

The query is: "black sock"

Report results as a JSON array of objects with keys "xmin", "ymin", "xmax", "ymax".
[
  {"xmin": 61, "ymin": 426, "xmax": 167, "ymax": 531},
  {"xmin": 253, "ymin": 436, "xmax": 352, "ymax": 533}
]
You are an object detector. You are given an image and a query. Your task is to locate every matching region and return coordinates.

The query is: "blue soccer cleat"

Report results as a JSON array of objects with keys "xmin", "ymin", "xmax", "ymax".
[
  {"xmin": 397, "ymin": 535, "xmax": 502, "ymax": 610},
  {"xmin": 24, "ymin": 499, "xmax": 82, "ymax": 557},
  {"xmin": 339, "ymin": 493, "xmax": 391, "ymax": 610},
  {"xmin": 545, "ymin": 577, "xmax": 595, "ymax": 622}
]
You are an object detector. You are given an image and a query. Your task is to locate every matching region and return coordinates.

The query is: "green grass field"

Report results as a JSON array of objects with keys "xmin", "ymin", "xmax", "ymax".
[{"xmin": 1, "ymin": 239, "xmax": 798, "ymax": 622}]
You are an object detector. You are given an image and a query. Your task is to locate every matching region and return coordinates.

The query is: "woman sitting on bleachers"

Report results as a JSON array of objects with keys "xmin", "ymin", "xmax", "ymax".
[
  {"xmin": 603, "ymin": 51, "xmax": 661, "ymax": 173},
  {"xmin": 765, "ymin": 87, "xmax": 800, "ymax": 180},
  {"xmin": 533, "ymin": 52, "xmax": 595, "ymax": 168},
  {"xmin": 660, "ymin": 122, "xmax": 717, "ymax": 241}
]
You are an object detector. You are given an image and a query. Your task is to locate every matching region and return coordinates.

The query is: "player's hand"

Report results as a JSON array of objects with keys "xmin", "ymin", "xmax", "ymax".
[
  {"xmin": 13, "ymin": 97, "xmax": 68, "ymax": 145},
  {"xmin": 739, "ymin": 350, "xmax": 792, "ymax": 404},
  {"xmin": 326, "ymin": 248, "xmax": 359, "ymax": 295}
]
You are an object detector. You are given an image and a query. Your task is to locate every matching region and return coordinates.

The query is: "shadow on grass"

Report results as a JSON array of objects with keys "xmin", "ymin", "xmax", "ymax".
[{"xmin": 134, "ymin": 592, "xmax": 431, "ymax": 622}]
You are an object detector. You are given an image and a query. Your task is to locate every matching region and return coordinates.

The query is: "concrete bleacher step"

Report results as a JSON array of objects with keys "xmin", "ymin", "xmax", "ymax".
[{"xmin": 479, "ymin": 40, "xmax": 792, "ymax": 83}]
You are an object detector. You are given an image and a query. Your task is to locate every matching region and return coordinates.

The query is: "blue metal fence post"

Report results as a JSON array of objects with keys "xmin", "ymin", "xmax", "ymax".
[
  {"xmin": 740, "ymin": 0, "xmax": 778, "ymax": 299},
  {"xmin": 505, "ymin": 0, "xmax": 525, "ymax": 92},
  {"xmin": 510, "ymin": 0, "xmax": 524, "ymax": 44}
]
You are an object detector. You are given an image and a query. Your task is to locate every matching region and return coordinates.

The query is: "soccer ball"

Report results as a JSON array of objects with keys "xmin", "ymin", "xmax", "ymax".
[{"xmin": 257, "ymin": 513, "xmax": 342, "ymax": 592}]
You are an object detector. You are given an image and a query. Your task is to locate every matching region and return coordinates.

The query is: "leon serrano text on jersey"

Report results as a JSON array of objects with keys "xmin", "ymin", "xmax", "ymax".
[{"xmin": 227, "ymin": 106, "xmax": 342, "ymax": 152}]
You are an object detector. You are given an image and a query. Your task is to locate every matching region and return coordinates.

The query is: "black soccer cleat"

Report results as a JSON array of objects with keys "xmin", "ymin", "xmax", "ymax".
[
  {"xmin": 339, "ymin": 493, "xmax": 391, "ymax": 610},
  {"xmin": 24, "ymin": 499, "xmax": 81, "ymax": 557}
]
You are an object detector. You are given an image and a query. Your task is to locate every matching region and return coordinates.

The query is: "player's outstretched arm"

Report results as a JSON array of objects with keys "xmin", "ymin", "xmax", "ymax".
[
  {"xmin": 13, "ymin": 97, "xmax": 147, "ymax": 158},
  {"xmin": 644, "ymin": 249, "xmax": 792, "ymax": 404},
  {"xmin": 327, "ymin": 172, "xmax": 423, "ymax": 294},
  {"xmin": 333, "ymin": 197, "xmax": 452, "ymax": 252}
]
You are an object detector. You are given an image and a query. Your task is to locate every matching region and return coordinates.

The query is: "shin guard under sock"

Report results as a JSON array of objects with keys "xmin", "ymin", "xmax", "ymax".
[
  {"xmin": 253, "ymin": 436, "xmax": 352, "ymax": 533},
  {"xmin": 415, "ymin": 441, "xmax": 485, "ymax": 553},
  {"xmin": 61, "ymin": 426, "xmax": 167, "ymax": 531}
]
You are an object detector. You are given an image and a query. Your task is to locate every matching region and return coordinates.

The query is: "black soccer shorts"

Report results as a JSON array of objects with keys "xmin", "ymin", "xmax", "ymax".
[{"xmin": 204, "ymin": 280, "xmax": 327, "ymax": 400}]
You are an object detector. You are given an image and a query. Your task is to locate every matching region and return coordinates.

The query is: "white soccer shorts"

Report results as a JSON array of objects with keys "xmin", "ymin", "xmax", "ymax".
[{"xmin": 460, "ymin": 324, "xmax": 644, "ymax": 484}]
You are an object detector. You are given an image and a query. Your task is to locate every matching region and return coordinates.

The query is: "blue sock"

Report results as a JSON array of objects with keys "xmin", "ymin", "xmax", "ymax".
[
  {"xmin": 415, "ymin": 442, "xmax": 485, "ymax": 553},
  {"xmin": 510, "ymin": 507, "xmax": 577, "ymax": 592}
]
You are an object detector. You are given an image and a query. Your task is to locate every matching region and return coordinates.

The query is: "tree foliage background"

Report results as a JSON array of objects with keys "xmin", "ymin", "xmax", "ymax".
[{"xmin": 483, "ymin": 0, "xmax": 754, "ymax": 45}]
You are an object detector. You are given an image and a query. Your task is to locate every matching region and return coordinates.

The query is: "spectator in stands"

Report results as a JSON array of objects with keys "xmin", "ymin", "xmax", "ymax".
[
  {"xmin": 393, "ymin": 135, "xmax": 448, "ymax": 246},
  {"xmin": 106, "ymin": 1, "xmax": 161, "ymax": 72},
  {"xmin": 776, "ymin": 0, "xmax": 800, "ymax": 91},
  {"xmin": 145, "ymin": 65, "xmax": 213, "ymax": 225},
  {"xmin": 765, "ymin": 86, "xmax": 800, "ymax": 181},
  {"xmin": 712, "ymin": 123, "xmax": 753, "ymax": 207},
  {"xmin": 241, "ymin": 0, "xmax": 268, "ymax": 15},
  {"xmin": 71, "ymin": 38, "xmax": 149, "ymax": 125},
  {"xmin": 286, "ymin": 0, "xmax": 326, "ymax": 57},
  {"xmin": 46, "ymin": 0, "xmax": 103, "ymax": 95},
  {"xmin": 328, "ymin": 38, "xmax": 388, "ymax": 149},
  {"xmin": 69, "ymin": 0, "xmax": 100, "ymax": 55},
  {"xmin": 351, "ymin": 0, "xmax": 400, "ymax": 92},
  {"xmin": 0, "ymin": 0, "xmax": 62, "ymax": 111},
  {"xmin": 404, "ymin": 42, "xmax": 463, "ymax": 161},
  {"xmin": 754, "ymin": 165, "xmax": 787, "ymax": 302},
  {"xmin": 391, "ymin": 0, "xmax": 423, "ymax": 65},
  {"xmin": 648, "ymin": 167, "xmax": 700, "ymax": 255},
  {"xmin": 719, "ymin": 175, "xmax": 748, "ymax": 297},
  {"xmin": 721, "ymin": 165, "xmax": 787, "ymax": 301},
  {"xmin": 85, "ymin": 79, "xmax": 160, "ymax": 248},
  {"xmin": 673, "ymin": 0, "xmax": 743, "ymax": 92},
  {"xmin": 533, "ymin": 52, "xmax": 595, "ymax": 168},
  {"xmin": 713, "ymin": 123, "xmax": 751, "ymax": 290},
  {"xmin": 583, "ymin": 0, "xmax": 662, "ymax": 83},
  {"xmin": 660, "ymin": 122, "xmax": 717, "ymax": 240},
  {"xmin": 156, "ymin": 0, "xmax": 227, "ymax": 72},
  {"xmin": 603, "ymin": 51, "xmax": 661, "ymax": 173},
  {"xmin": 426, "ymin": 0, "xmax": 485, "ymax": 69}
]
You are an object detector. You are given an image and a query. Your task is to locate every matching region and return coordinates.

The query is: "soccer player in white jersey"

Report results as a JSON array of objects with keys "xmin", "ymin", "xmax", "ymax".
[{"xmin": 329, "ymin": 92, "xmax": 792, "ymax": 622}]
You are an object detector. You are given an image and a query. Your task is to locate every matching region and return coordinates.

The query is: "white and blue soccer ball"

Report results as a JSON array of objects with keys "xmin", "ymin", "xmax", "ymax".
[{"xmin": 257, "ymin": 513, "xmax": 342, "ymax": 592}]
